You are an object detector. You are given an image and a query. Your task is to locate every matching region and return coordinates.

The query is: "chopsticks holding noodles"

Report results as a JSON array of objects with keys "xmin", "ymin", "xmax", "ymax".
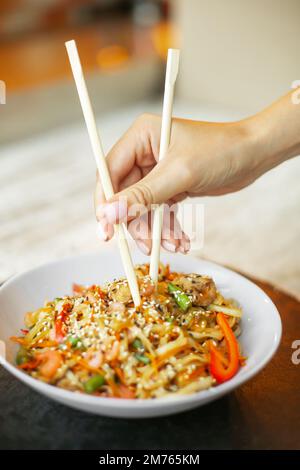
[
  {"xmin": 65, "ymin": 39, "xmax": 141, "ymax": 307},
  {"xmin": 149, "ymin": 49, "xmax": 180, "ymax": 284}
]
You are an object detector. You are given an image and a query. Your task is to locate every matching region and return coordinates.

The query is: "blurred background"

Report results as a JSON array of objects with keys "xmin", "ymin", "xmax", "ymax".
[{"xmin": 0, "ymin": 0, "xmax": 299, "ymax": 296}]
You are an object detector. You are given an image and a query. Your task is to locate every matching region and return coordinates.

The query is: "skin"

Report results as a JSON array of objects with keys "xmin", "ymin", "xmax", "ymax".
[{"xmin": 95, "ymin": 91, "xmax": 300, "ymax": 254}]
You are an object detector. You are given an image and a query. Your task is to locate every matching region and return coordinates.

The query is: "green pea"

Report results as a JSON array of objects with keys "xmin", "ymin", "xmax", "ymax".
[
  {"xmin": 135, "ymin": 354, "xmax": 151, "ymax": 365},
  {"xmin": 84, "ymin": 374, "xmax": 105, "ymax": 393}
]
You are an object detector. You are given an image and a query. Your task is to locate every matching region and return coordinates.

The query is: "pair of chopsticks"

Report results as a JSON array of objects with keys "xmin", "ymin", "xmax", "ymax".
[{"xmin": 65, "ymin": 40, "xmax": 179, "ymax": 307}]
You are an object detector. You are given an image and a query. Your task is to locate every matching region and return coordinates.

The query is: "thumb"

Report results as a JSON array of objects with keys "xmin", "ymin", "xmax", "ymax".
[{"xmin": 96, "ymin": 159, "xmax": 187, "ymax": 225}]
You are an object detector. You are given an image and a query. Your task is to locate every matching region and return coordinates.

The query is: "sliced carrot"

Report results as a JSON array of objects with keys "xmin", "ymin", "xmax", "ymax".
[
  {"xmin": 117, "ymin": 384, "xmax": 135, "ymax": 399},
  {"xmin": 34, "ymin": 340, "xmax": 58, "ymax": 348},
  {"xmin": 188, "ymin": 366, "xmax": 206, "ymax": 381},
  {"xmin": 114, "ymin": 366, "xmax": 125, "ymax": 384},
  {"xmin": 10, "ymin": 336, "xmax": 26, "ymax": 345}
]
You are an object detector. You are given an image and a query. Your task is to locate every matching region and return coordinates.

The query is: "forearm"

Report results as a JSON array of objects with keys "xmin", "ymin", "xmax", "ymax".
[
  {"xmin": 246, "ymin": 90, "xmax": 300, "ymax": 174},
  {"xmin": 95, "ymin": 91, "xmax": 300, "ymax": 251}
]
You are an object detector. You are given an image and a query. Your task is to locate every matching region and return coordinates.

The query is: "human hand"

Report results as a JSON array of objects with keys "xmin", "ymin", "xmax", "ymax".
[{"xmin": 94, "ymin": 112, "xmax": 267, "ymax": 254}]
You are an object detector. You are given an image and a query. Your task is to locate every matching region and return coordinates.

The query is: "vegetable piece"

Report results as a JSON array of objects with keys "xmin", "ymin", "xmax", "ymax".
[
  {"xmin": 135, "ymin": 354, "xmax": 151, "ymax": 365},
  {"xmin": 89, "ymin": 285, "xmax": 106, "ymax": 300},
  {"xmin": 176, "ymin": 365, "xmax": 205, "ymax": 387},
  {"xmin": 16, "ymin": 348, "xmax": 31, "ymax": 365},
  {"xmin": 210, "ymin": 313, "xmax": 240, "ymax": 383},
  {"xmin": 10, "ymin": 336, "xmax": 26, "ymax": 345},
  {"xmin": 19, "ymin": 359, "xmax": 40, "ymax": 370},
  {"xmin": 84, "ymin": 374, "xmax": 105, "ymax": 393},
  {"xmin": 54, "ymin": 302, "xmax": 72, "ymax": 343},
  {"xmin": 168, "ymin": 283, "xmax": 192, "ymax": 311},
  {"xmin": 68, "ymin": 336, "xmax": 80, "ymax": 348},
  {"xmin": 117, "ymin": 384, "xmax": 135, "ymax": 399},
  {"xmin": 72, "ymin": 283, "xmax": 86, "ymax": 295},
  {"xmin": 132, "ymin": 338, "xmax": 144, "ymax": 351},
  {"xmin": 55, "ymin": 318, "xmax": 65, "ymax": 343}
]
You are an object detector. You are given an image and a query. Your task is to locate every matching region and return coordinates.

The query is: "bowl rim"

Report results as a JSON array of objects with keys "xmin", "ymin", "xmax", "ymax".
[{"xmin": 0, "ymin": 252, "xmax": 282, "ymax": 410}]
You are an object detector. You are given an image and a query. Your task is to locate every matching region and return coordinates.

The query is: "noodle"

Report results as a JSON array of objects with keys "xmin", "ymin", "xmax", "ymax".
[{"xmin": 11, "ymin": 264, "xmax": 244, "ymax": 398}]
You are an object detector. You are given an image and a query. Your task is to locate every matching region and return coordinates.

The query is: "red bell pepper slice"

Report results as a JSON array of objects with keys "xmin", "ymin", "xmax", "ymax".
[
  {"xmin": 54, "ymin": 318, "xmax": 65, "ymax": 343},
  {"xmin": 19, "ymin": 358, "xmax": 41, "ymax": 370},
  {"xmin": 55, "ymin": 302, "xmax": 72, "ymax": 343},
  {"xmin": 210, "ymin": 313, "xmax": 240, "ymax": 383}
]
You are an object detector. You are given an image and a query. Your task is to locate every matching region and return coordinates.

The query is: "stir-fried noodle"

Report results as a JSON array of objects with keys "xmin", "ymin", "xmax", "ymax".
[{"xmin": 11, "ymin": 264, "xmax": 244, "ymax": 398}]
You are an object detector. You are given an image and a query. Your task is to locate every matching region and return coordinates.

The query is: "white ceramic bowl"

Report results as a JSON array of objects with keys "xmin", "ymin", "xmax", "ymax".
[{"xmin": 0, "ymin": 249, "xmax": 282, "ymax": 418}]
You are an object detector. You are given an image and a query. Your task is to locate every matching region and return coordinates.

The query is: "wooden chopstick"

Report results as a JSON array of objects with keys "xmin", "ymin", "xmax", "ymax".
[
  {"xmin": 65, "ymin": 40, "xmax": 141, "ymax": 307},
  {"xmin": 149, "ymin": 49, "xmax": 180, "ymax": 283}
]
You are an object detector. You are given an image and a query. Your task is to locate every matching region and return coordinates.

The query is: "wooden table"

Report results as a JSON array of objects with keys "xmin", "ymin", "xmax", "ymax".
[{"xmin": 0, "ymin": 276, "xmax": 299, "ymax": 450}]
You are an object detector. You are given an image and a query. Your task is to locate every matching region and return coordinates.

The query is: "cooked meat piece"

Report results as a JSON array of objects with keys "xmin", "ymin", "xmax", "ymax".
[
  {"xmin": 172, "ymin": 274, "xmax": 217, "ymax": 307},
  {"xmin": 108, "ymin": 280, "xmax": 132, "ymax": 303},
  {"xmin": 139, "ymin": 276, "xmax": 155, "ymax": 297}
]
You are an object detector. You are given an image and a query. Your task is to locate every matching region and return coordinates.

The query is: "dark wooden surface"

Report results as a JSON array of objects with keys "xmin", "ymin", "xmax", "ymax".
[{"xmin": 1, "ymin": 277, "xmax": 300, "ymax": 450}]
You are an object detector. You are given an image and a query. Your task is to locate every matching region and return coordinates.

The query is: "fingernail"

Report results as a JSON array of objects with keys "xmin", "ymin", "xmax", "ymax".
[
  {"xmin": 178, "ymin": 238, "xmax": 190, "ymax": 254},
  {"xmin": 136, "ymin": 240, "xmax": 150, "ymax": 255},
  {"xmin": 162, "ymin": 240, "xmax": 177, "ymax": 253},
  {"xmin": 178, "ymin": 245, "xmax": 186, "ymax": 254},
  {"xmin": 183, "ymin": 236, "xmax": 191, "ymax": 252},
  {"xmin": 96, "ymin": 206, "xmax": 106, "ymax": 220},
  {"xmin": 102, "ymin": 200, "xmax": 127, "ymax": 224},
  {"xmin": 97, "ymin": 222, "xmax": 108, "ymax": 241},
  {"xmin": 184, "ymin": 240, "xmax": 190, "ymax": 252}
]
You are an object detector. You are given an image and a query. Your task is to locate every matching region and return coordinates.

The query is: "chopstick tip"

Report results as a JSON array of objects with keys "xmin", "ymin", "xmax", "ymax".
[{"xmin": 65, "ymin": 39, "xmax": 76, "ymax": 50}]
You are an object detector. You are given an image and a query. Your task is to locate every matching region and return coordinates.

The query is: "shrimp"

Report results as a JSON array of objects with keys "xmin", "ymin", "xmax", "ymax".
[
  {"xmin": 36, "ymin": 350, "xmax": 62, "ymax": 379},
  {"xmin": 139, "ymin": 278, "xmax": 155, "ymax": 297},
  {"xmin": 108, "ymin": 302, "xmax": 126, "ymax": 315},
  {"xmin": 84, "ymin": 350, "xmax": 103, "ymax": 369},
  {"xmin": 105, "ymin": 340, "xmax": 120, "ymax": 361}
]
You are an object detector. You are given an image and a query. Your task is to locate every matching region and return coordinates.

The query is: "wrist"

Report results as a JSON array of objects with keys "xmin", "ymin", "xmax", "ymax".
[
  {"xmin": 245, "ymin": 92, "xmax": 300, "ymax": 173},
  {"xmin": 239, "ymin": 112, "xmax": 284, "ymax": 177}
]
